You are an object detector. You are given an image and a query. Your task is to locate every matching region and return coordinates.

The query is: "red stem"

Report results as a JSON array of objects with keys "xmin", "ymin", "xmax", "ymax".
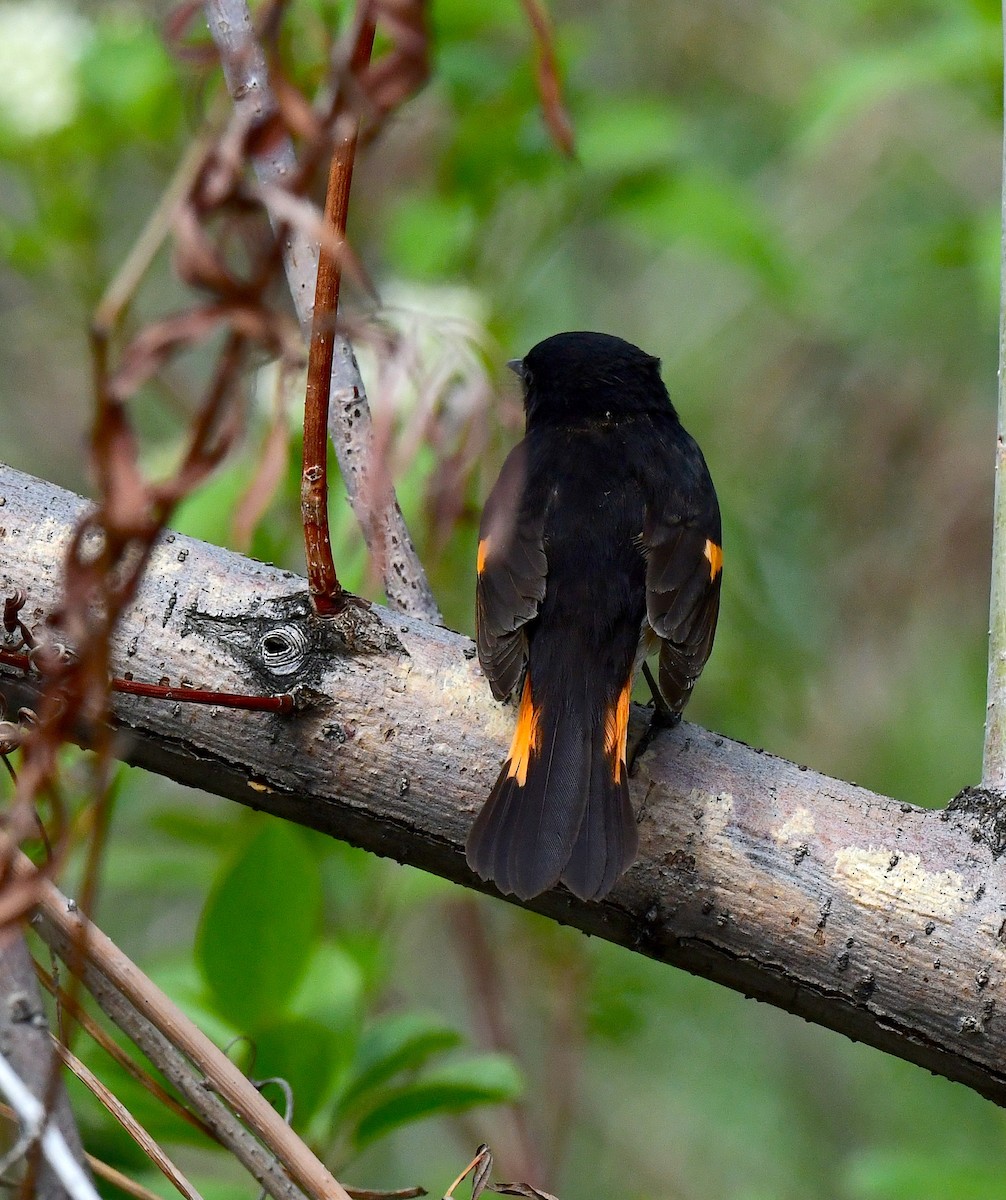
[
  {"xmin": 0, "ymin": 648, "xmax": 296, "ymax": 714},
  {"xmin": 301, "ymin": 13, "xmax": 377, "ymax": 618}
]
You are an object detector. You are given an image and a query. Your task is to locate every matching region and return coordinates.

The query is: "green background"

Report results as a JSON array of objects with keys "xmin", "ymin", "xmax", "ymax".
[{"xmin": 0, "ymin": 0, "xmax": 1002, "ymax": 1195}]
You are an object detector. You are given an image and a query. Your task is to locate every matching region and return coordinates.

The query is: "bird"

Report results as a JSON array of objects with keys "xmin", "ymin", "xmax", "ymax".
[{"xmin": 467, "ymin": 331, "xmax": 722, "ymax": 902}]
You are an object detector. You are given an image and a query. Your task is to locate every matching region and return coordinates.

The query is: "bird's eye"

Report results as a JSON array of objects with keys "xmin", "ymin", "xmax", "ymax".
[{"xmin": 522, "ymin": 366, "xmax": 533, "ymax": 389}]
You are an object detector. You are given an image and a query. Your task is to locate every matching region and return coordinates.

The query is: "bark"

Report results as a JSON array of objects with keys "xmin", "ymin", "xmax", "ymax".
[
  {"xmin": 0, "ymin": 462, "xmax": 1004, "ymax": 1105},
  {"xmin": 0, "ymin": 936, "xmax": 91, "ymax": 1200}
]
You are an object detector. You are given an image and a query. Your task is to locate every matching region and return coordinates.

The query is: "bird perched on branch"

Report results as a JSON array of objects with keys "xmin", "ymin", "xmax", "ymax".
[{"xmin": 468, "ymin": 331, "xmax": 722, "ymax": 902}]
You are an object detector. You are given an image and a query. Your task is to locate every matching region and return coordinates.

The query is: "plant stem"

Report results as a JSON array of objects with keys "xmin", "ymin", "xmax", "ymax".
[
  {"xmin": 982, "ymin": 8, "xmax": 1006, "ymax": 790},
  {"xmin": 302, "ymin": 15, "xmax": 376, "ymax": 616}
]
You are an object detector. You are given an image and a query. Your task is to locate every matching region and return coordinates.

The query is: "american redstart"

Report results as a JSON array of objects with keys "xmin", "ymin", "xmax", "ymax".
[{"xmin": 468, "ymin": 331, "xmax": 722, "ymax": 901}]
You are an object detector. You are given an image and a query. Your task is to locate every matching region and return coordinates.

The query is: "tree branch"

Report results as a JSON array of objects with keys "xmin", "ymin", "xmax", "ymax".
[
  {"xmin": 204, "ymin": 0, "xmax": 442, "ymax": 623},
  {"xmin": 22, "ymin": 855, "xmax": 351, "ymax": 1200},
  {"xmin": 0, "ymin": 936, "xmax": 91, "ymax": 1200},
  {"xmin": 1, "ymin": 462, "xmax": 1004, "ymax": 1107}
]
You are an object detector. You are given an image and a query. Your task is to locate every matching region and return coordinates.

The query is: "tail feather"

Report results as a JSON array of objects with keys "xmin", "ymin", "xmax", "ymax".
[
  {"xmin": 467, "ymin": 674, "xmax": 637, "ymax": 902},
  {"xmin": 561, "ymin": 741, "xmax": 637, "ymax": 901}
]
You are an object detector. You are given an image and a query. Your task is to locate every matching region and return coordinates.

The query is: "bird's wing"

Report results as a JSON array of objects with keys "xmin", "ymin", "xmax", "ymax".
[
  {"xmin": 475, "ymin": 441, "xmax": 548, "ymax": 701},
  {"xmin": 642, "ymin": 494, "xmax": 722, "ymax": 715}
]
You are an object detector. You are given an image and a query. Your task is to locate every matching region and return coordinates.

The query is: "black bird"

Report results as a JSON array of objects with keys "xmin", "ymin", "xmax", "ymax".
[{"xmin": 468, "ymin": 331, "xmax": 722, "ymax": 901}]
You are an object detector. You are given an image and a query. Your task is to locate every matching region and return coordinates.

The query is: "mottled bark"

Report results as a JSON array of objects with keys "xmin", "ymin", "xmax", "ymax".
[
  {"xmin": 0, "ymin": 936, "xmax": 91, "ymax": 1200},
  {"xmin": 0, "ymin": 463, "xmax": 1004, "ymax": 1105}
]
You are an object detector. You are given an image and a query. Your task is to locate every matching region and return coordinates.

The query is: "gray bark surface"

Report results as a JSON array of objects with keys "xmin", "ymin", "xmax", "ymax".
[
  {"xmin": 1, "ymin": 463, "xmax": 1004, "ymax": 1104},
  {"xmin": 0, "ymin": 936, "xmax": 91, "ymax": 1199}
]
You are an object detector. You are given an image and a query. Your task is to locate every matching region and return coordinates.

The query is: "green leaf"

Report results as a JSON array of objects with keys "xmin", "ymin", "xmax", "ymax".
[
  {"xmin": 249, "ymin": 1017, "xmax": 343, "ymax": 1129},
  {"xmin": 352, "ymin": 1053, "xmax": 524, "ymax": 1149},
  {"xmin": 386, "ymin": 193, "xmax": 477, "ymax": 280},
  {"xmin": 797, "ymin": 18, "xmax": 999, "ymax": 153},
  {"xmin": 844, "ymin": 1151, "xmax": 1006, "ymax": 1200},
  {"xmin": 196, "ymin": 821, "xmax": 322, "ymax": 1030},
  {"xmin": 289, "ymin": 942, "xmax": 364, "ymax": 1025},
  {"xmin": 613, "ymin": 168, "xmax": 794, "ymax": 298},
  {"xmin": 578, "ymin": 96, "xmax": 684, "ymax": 175},
  {"xmin": 79, "ymin": 21, "xmax": 182, "ymax": 141},
  {"xmin": 338, "ymin": 1012, "xmax": 462, "ymax": 1115},
  {"xmin": 170, "ymin": 458, "xmax": 252, "ymax": 547}
]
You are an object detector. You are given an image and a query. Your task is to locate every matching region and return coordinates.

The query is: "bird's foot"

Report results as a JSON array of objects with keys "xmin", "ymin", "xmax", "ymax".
[{"xmin": 629, "ymin": 663, "xmax": 681, "ymax": 775}]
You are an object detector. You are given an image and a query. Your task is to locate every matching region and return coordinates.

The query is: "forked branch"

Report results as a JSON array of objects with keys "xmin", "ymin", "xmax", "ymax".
[{"xmin": 205, "ymin": 0, "xmax": 442, "ymax": 622}]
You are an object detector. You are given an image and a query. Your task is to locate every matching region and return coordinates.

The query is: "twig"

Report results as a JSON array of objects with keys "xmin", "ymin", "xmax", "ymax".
[
  {"xmin": 33, "ymin": 962, "xmax": 212, "ymax": 1139},
  {"xmin": 54, "ymin": 1040, "xmax": 204, "ymax": 1200},
  {"xmin": 205, "ymin": 0, "xmax": 443, "ymax": 623},
  {"xmin": 0, "ymin": 646, "xmax": 298, "ymax": 714},
  {"xmin": 301, "ymin": 15, "xmax": 376, "ymax": 616},
  {"xmin": 449, "ymin": 902, "xmax": 542, "ymax": 1183},
  {"xmin": 344, "ymin": 1190, "xmax": 427, "ymax": 1199},
  {"xmin": 984, "ymin": 8, "xmax": 1006, "ymax": 788},
  {"xmin": 204, "ymin": 0, "xmax": 318, "ymax": 319},
  {"xmin": 0, "ymin": 1052, "xmax": 99, "ymax": 1200},
  {"xmin": 82, "ymin": 1155, "xmax": 166, "ymax": 1200},
  {"xmin": 21, "ymin": 856, "xmax": 354, "ymax": 1200},
  {"xmin": 518, "ymin": 0, "xmax": 575, "ymax": 156},
  {"xmin": 0, "ymin": 934, "xmax": 90, "ymax": 1200},
  {"xmin": 91, "ymin": 133, "xmax": 215, "ymax": 338},
  {"xmin": 0, "ymin": 1105, "xmax": 163, "ymax": 1200}
]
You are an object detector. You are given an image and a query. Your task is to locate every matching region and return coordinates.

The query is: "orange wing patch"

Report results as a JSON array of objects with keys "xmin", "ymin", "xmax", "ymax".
[
  {"xmin": 506, "ymin": 675, "xmax": 542, "ymax": 786},
  {"xmin": 604, "ymin": 679, "xmax": 632, "ymax": 784},
  {"xmin": 477, "ymin": 537, "xmax": 490, "ymax": 576},
  {"xmin": 703, "ymin": 538, "xmax": 723, "ymax": 581}
]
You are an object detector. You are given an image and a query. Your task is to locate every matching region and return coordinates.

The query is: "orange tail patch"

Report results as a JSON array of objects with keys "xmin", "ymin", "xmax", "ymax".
[
  {"xmin": 603, "ymin": 679, "xmax": 632, "ymax": 784},
  {"xmin": 506, "ymin": 675, "xmax": 542, "ymax": 786}
]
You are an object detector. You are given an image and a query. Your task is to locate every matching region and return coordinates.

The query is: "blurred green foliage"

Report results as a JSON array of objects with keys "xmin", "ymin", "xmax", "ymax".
[{"xmin": 1, "ymin": 0, "xmax": 1004, "ymax": 1195}]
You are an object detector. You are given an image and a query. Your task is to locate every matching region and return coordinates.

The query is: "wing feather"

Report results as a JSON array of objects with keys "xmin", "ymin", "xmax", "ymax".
[
  {"xmin": 475, "ymin": 442, "xmax": 547, "ymax": 701},
  {"xmin": 643, "ymin": 502, "xmax": 721, "ymax": 715}
]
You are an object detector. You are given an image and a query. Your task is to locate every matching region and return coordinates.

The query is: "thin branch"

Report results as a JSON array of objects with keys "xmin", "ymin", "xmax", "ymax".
[
  {"xmin": 54, "ymin": 1040, "xmax": 204, "ymax": 1200},
  {"xmin": 34, "ymin": 962, "xmax": 212, "ymax": 1139},
  {"xmin": 2, "ymin": 463, "xmax": 1006, "ymax": 1109},
  {"xmin": 449, "ymin": 902, "xmax": 542, "ymax": 1183},
  {"xmin": 984, "ymin": 5, "xmax": 1006, "ymax": 788},
  {"xmin": 0, "ymin": 1105, "xmax": 165, "ymax": 1200},
  {"xmin": 81, "ymin": 1155, "xmax": 166, "ymax": 1200},
  {"xmin": 0, "ymin": 647, "xmax": 298, "ymax": 713},
  {"xmin": 0, "ymin": 1052, "xmax": 99, "ymax": 1200},
  {"xmin": 205, "ymin": 0, "xmax": 443, "ymax": 623},
  {"xmin": 19, "ymin": 854, "xmax": 353, "ymax": 1200},
  {"xmin": 0, "ymin": 935, "xmax": 90, "ymax": 1200},
  {"xmin": 518, "ymin": 0, "xmax": 575, "ymax": 156},
  {"xmin": 91, "ymin": 133, "xmax": 215, "ymax": 339},
  {"xmin": 301, "ymin": 15, "xmax": 376, "ymax": 616}
]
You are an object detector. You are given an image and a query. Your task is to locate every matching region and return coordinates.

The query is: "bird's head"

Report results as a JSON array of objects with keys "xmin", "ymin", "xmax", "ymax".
[{"xmin": 509, "ymin": 331, "xmax": 677, "ymax": 426}]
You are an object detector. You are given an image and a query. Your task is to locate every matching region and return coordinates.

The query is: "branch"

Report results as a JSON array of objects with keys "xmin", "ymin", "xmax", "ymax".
[
  {"xmin": 14, "ymin": 854, "xmax": 353, "ymax": 1200},
  {"xmin": 1, "ymin": 462, "xmax": 1004, "ymax": 1106},
  {"xmin": 204, "ymin": 0, "xmax": 443, "ymax": 623},
  {"xmin": 0, "ymin": 936, "xmax": 91, "ymax": 1200}
]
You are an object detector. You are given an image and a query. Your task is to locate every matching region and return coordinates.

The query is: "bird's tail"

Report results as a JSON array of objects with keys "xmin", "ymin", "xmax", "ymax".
[{"xmin": 466, "ymin": 675, "xmax": 638, "ymax": 901}]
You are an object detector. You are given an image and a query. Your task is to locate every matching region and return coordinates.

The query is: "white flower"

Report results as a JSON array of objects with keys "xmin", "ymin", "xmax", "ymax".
[{"xmin": 0, "ymin": 1, "xmax": 91, "ymax": 138}]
